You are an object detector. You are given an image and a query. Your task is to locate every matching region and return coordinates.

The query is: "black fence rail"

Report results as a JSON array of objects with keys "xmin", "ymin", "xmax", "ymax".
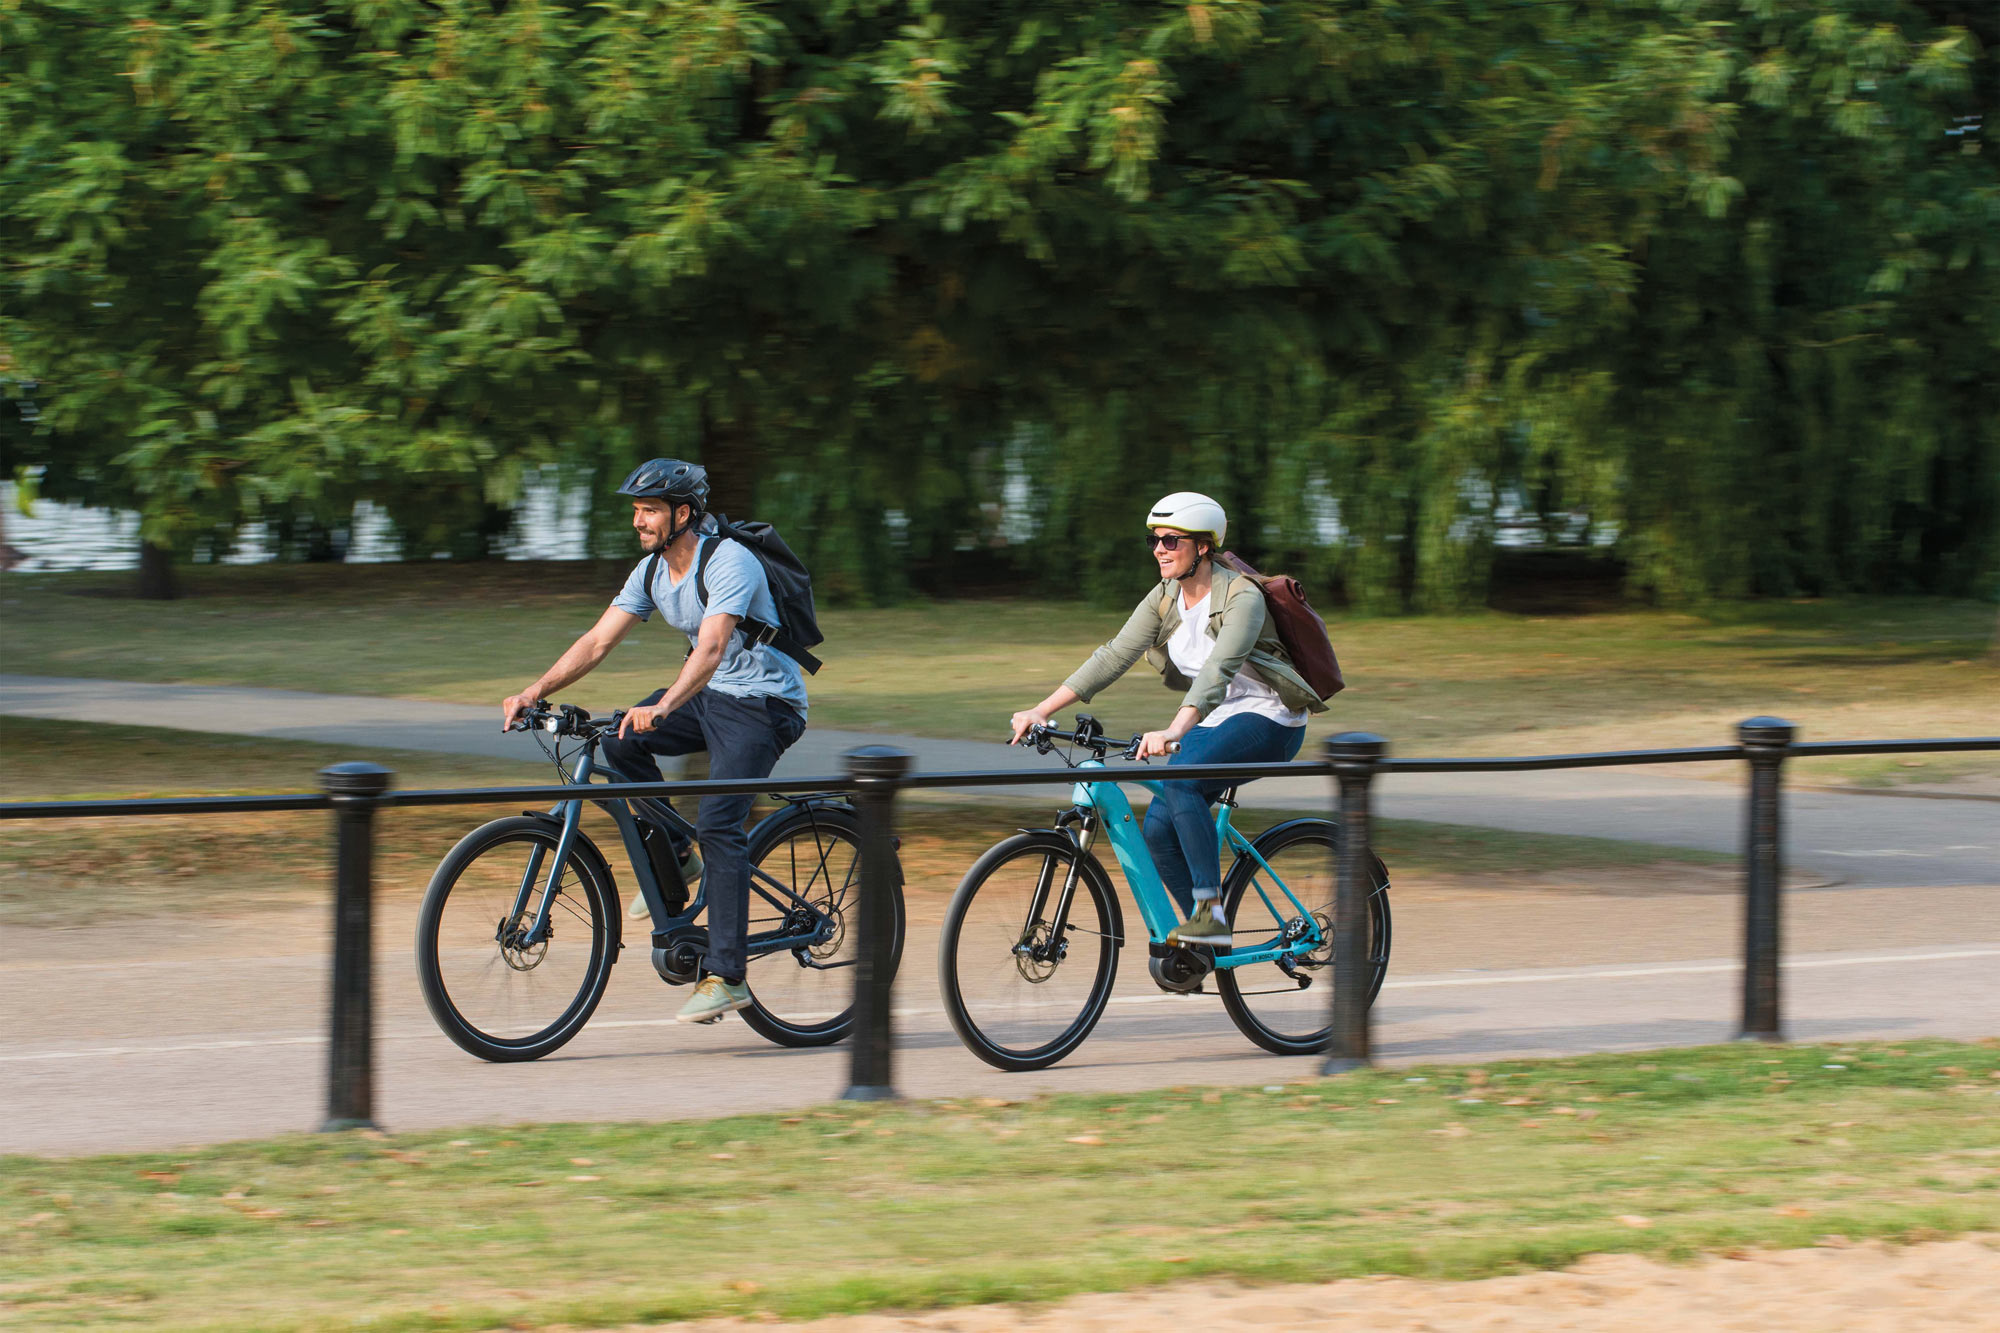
[{"xmin": 4, "ymin": 718, "xmax": 1995, "ymax": 1132}]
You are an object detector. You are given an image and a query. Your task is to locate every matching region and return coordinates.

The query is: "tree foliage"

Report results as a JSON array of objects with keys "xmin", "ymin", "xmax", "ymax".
[{"xmin": 2, "ymin": 0, "xmax": 1994, "ymax": 605}]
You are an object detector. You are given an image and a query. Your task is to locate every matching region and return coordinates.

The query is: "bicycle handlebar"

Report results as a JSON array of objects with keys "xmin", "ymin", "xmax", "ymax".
[
  {"xmin": 508, "ymin": 701, "xmax": 613, "ymax": 739},
  {"xmin": 1024, "ymin": 716, "xmax": 1178, "ymax": 763}
]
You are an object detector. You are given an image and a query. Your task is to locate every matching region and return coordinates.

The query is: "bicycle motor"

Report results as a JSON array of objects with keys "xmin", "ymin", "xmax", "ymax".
[
  {"xmin": 1147, "ymin": 941, "xmax": 1214, "ymax": 994},
  {"xmin": 650, "ymin": 924, "xmax": 708, "ymax": 985}
]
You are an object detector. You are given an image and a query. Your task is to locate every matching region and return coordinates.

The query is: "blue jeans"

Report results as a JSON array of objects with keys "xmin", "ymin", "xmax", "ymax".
[
  {"xmin": 599, "ymin": 688, "xmax": 806, "ymax": 981},
  {"xmin": 1142, "ymin": 714, "xmax": 1305, "ymax": 915}
]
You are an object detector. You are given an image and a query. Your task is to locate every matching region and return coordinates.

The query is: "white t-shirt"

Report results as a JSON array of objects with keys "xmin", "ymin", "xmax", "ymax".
[{"xmin": 1165, "ymin": 590, "xmax": 1308, "ymax": 729}]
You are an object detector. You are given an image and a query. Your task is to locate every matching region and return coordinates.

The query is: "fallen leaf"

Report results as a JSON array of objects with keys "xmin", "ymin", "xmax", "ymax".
[
  {"xmin": 1374, "ymin": 1098, "xmax": 1400, "ymax": 1105},
  {"xmin": 1552, "ymin": 1106, "xmax": 1577, "ymax": 1116},
  {"xmin": 1164, "ymin": 1256, "xmax": 1192, "ymax": 1264},
  {"xmin": 1520, "ymin": 1120, "xmax": 1545, "ymax": 1129},
  {"xmin": 729, "ymin": 1279, "xmax": 761, "ymax": 1294},
  {"xmin": 1502, "ymin": 1097, "xmax": 1534, "ymax": 1106},
  {"xmin": 1775, "ymin": 1205, "xmax": 1813, "ymax": 1218},
  {"xmin": 1576, "ymin": 1108, "xmax": 1600, "ymax": 1121},
  {"xmin": 513, "ymin": 1180, "xmax": 547, "ymax": 1188},
  {"xmin": 569, "ymin": 1158, "xmax": 594, "ymax": 1167},
  {"xmin": 568, "ymin": 1175, "xmax": 601, "ymax": 1183},
  {"xmin": 1430, "ymin": 1124, "xmax": 1471, "ymax": 1138},
  {"xmin": 1616, "ymin": 1215, "xmax": 1653, "ymax": 1229},
  {"xmin": 1065, "ymin": 1135, "xmax": 1104, "ymax": 1146},
  {"xmin": 139, "ymin": 1171, "xmax": 180, "ymax": 1185},
  {"xmin": 710, "ymin": 1153, "xmax": 736, "ymax": 1161}
]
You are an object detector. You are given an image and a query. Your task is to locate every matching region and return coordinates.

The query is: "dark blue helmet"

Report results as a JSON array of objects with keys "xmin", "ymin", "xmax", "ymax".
[{"xmin": 615, "ymin": 458, "xmax": 709, "ymax": 516}]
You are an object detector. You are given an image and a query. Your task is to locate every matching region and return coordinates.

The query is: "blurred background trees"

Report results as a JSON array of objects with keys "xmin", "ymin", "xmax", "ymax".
[{"xmin": 3, "ymin": 0, "xmax": 1994, "ymax": 605}]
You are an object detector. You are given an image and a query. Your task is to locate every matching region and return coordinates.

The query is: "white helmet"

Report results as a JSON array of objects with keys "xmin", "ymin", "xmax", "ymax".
[{"xmin": 1146, "ymin": 491, "xmax": 1227, "ymax": 546}]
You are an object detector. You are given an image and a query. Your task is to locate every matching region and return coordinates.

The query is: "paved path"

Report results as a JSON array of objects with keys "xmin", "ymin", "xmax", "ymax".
[
  {"xmin": 5, "ymin": 674, "xmax": 1997, "ymax": 888},
  {"xmin": 7, "ymin": 884, "xmax": 1996, "ymax": 1156}
]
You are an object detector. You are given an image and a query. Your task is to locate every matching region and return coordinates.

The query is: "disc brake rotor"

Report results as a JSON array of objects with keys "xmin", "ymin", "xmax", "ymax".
[{"xmin": 1014, "ymin": 923, "xmax": 1062, "ymax": 983}]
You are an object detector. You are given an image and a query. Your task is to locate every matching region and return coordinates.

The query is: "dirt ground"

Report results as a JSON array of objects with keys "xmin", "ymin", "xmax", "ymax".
[{"xmin": 621, "ymin": 1234, "xmax": 2000, "ymax": 1332}]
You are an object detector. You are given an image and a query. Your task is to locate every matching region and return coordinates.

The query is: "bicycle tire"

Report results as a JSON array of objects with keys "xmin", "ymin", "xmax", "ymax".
[
  {"xmin": 416, "ymin": 815, "xmax": 619, "ymax": 1063},
  {"xmin": 738, "ymin": 803, "xmax": 904, "ymax": 1048},
  {"xmin": 1215, "ymin": 818, "xmax": 1391, "ymax": 1056},
  {"xmin": 938, "ymin": 831, "xmax": 1121, "ymax": 1072}
]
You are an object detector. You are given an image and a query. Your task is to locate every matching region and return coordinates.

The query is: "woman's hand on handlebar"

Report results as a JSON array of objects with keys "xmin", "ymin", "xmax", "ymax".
[
  {"xmin": 1136, "ymin": 729, "xmax": 1180, "ymax": 760},
  {"xmin": 1008, "ymin": 710, "xmax": 1050, "ymax": 746}
]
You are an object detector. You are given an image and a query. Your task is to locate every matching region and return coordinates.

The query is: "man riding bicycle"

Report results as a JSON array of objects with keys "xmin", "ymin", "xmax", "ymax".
[
  {"xmin": 1008, "ymin": 492, "xmax": 1325, "ymax": 948},
  {"xmin": 501, "ymin": 458, "xmax": 809, "ymax": 1025}
]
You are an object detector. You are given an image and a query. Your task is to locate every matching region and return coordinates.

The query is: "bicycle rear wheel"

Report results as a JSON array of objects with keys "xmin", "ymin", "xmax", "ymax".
[
  {"xmin": 739, "ymin": 804, "xmax": 903, "ymax": 1048},
  {"xmin": 1216, "ymin": 818, "xmax": 1391, "ymax": 1056},
  {"xmin": 938, "ymin": 832, "xmax": 1121, "ymax": 1072},
  {"xmin": 416, "ymin": 816, "xmax": 618, "ymax": 1062}
]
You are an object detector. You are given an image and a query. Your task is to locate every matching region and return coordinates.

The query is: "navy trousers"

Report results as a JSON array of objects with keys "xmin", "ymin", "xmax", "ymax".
[{"xmin": 599, "ymin": 688, "xmax": 805, "ymax": 981}]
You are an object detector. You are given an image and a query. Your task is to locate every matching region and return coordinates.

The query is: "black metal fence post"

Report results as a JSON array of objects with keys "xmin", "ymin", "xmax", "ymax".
[
  {"xmin": 318, "ymin": 762, "xmax": 394, "ymax": 1131},
  {"xmin": 843, "ymin": 745, "xmax": 910, "ymax": 1101},
  {"xmin": 1323, "ymin": 732, "xmax": 1387, "ymax": 1074},
  {"xmin": 1738, "ymin": 716, "xmax": 1795, "ymax": 1042}
]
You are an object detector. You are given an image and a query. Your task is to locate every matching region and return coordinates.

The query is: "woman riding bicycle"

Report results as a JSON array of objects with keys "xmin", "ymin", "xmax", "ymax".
[{"xmin": 1008, "ymin": 492, "xmax": 1327, "ymax": 948}]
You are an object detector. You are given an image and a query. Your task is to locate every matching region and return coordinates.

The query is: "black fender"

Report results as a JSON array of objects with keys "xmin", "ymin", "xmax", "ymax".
[
  {"xmin": 519, "ymin": 809, "xmax": 624, "ymax": 957},
  {"xmin": 1243, "ymin": 816, "xmax": 1390, "ymax": 896},
  {"xmin": 995, "ymin": 828, "xmax": 1127, "ymax": 949},
  {"xmin": 751, "ymin": 798, "xmax": 903, "ymax": 884}
]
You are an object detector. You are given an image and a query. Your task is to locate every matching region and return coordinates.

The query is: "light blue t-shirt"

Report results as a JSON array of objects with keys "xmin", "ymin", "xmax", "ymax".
[{"xmin": 612, "ymin": 534, "xmax": 809, "ymax": 715}]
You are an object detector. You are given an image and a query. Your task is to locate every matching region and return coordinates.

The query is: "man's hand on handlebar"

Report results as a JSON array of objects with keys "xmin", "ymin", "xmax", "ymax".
[
  {"xmin": 618, "ymin": 703, "xmax": 666, "ymax": 739},
  {"xmin": 501, "ymin": 692, "xmax": 545, "ymax": 732}
]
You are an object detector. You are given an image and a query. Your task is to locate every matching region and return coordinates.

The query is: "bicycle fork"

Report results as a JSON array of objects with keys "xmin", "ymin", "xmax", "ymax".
[
  {"xmin": 503, "ymin": 798, "xmax": 586, "ymax": 949},
  {"xmin": 1016, "ymin": 813, "xmax": 1096, "ymax": 972}
]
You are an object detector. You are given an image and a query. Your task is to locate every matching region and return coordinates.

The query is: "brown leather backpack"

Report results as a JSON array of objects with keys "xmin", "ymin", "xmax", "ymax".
[{"xmin": 1218, "ymin": 552, "xmax": 1346, "ymax": 700}]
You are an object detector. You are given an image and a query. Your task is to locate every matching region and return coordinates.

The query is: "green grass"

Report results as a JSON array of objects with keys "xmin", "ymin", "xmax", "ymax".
[
  {"xmin": 3, "ymin": 564, "xmax": 1995, "ymax": 773},
  {"xmin": 3, "ymin": 1041, "xmax": 1996, "ymax": 1331},
  {"xmin": 0, "ymin": 724, "xmax": 1729, "ymax": 925}
]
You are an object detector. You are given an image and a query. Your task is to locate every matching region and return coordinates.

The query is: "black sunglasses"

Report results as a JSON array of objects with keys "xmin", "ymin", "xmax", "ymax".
[{"xmin": 1145, "ymin": 533, "xmax": 1194, "ymax": 552}]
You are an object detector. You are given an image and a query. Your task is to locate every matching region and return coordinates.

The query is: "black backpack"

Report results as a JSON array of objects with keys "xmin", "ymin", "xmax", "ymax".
[{"xmin": 646, "ymin": 516, "xmax": 824, "ymax": 674}]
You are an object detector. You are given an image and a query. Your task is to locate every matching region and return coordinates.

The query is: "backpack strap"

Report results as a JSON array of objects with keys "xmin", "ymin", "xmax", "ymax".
[
  {"xmin": 646, "ymin": 551, "xmax": 662, "ymax": 608},
  {"xmin": 695, "ymin": 534, "xmax": 824, "ymax": 674}
]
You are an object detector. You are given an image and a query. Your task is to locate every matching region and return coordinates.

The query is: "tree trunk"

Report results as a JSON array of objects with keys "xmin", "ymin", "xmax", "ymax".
[
  {"xmin": 701, "ymin": 398, "xmax": 759, "ymax": 522},
  {"xmin": 136, "ymin": 541, "xmax": 177, "ymax": 600}
]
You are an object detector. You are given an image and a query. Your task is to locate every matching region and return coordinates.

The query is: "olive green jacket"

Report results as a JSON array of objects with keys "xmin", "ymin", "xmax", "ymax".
[{"xmin": 1062, "ymin": 564, "xmax": 1327, "ymax": 720}]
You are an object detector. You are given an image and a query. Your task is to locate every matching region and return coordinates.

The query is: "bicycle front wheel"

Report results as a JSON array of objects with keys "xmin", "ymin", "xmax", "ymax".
[
  {"xmin": 739, "ymin": 804, "xmax": 903, "ymax": 1048},
  {"xmin": 1216, "ymin": 818, "xmax": 1391, "ymax": 1056},
  {"xmin": 416, "ymin": 816, "xmax": 618, "ymax": 1063},
  {"xmin": 938, "ymin": 832, "xmax": 1121, "ymax": 1072}
]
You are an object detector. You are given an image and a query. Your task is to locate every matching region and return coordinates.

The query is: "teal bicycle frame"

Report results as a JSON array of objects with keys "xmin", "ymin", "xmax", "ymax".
[{"xmin": 1070, "ymin": 758, "xmax": 1326, "ymax": 969}]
